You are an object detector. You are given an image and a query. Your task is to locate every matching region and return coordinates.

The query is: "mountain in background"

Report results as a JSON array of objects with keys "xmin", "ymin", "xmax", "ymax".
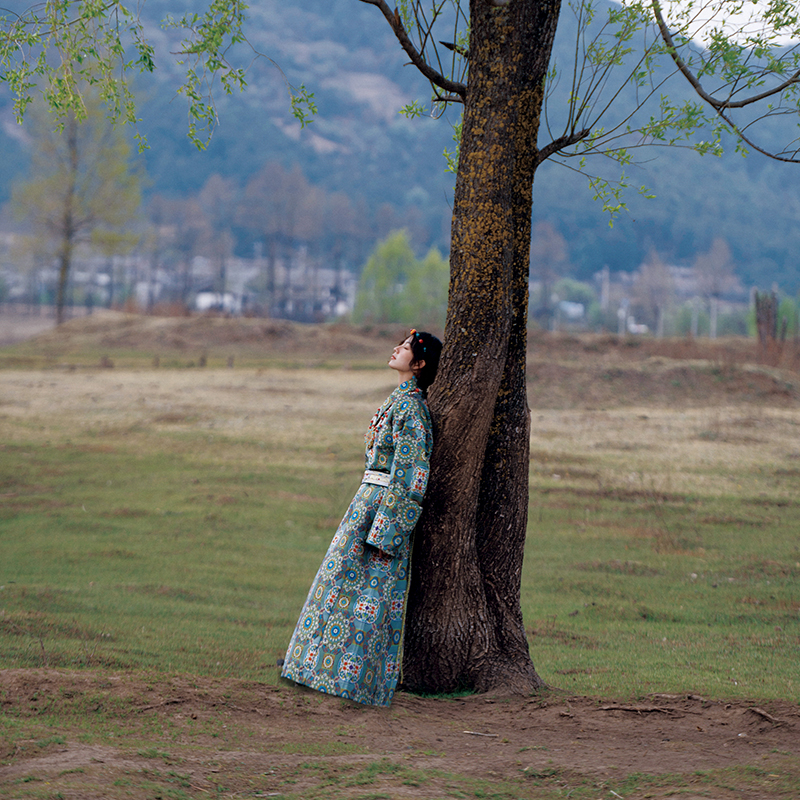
[{"xmin": 1, "ymin": 0, "xmax": 798, "ymax": 292}]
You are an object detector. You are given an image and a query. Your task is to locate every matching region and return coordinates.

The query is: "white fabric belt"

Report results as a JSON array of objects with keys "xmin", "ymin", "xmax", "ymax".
[{"xmin": 363, "ymin": 470, "xmax": 390, "ymax": 487}]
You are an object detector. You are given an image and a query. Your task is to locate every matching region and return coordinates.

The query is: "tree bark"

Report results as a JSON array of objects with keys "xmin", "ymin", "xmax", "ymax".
[{"xmin": 403, "ymin": 0, "xmax": 559, "ymax": 695}]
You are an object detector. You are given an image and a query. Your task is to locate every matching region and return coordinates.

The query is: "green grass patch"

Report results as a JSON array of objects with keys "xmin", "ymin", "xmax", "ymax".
[{"xmin": 1, "ymin": 366, "xmax": 799, "ymax": 703}]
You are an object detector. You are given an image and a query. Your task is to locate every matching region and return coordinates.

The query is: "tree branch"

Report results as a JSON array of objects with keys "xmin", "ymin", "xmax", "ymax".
[
  {"xmin": 651, "ymin": 0, "xmax": 800, "ymax": 111},
  {"xmin": 439, "ymin": 40, "xmax": 469, "ymax": 59},
  {"xmin": 536, "ymin": 128, "xmax": 591, "ymax": 166},
  {"xmin": 714, "ymin": 106, "xmax": 800, "ymax": 163},
  {"xmin": 357, "ymin": 0, "xmax": 467, "ymax": 99},
  {"xmin": 651, "ymin": 0, "xmax": 800, "ymax": 163}
]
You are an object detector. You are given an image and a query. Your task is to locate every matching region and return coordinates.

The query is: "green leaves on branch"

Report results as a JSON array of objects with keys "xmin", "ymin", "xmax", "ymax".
[
  {"xmin": 400, "ymin": 99, "xmax": 427, "ymax": 119},
  {"xmin": 1, "ymin": 0, "xmax": 316, "ymax": 149},
  {"xmin": 1, "ymin": 0, "xmax": 152, "ymax": 134},
  {"xmin": 166, "ymin": 0, "xmax": 249, "ymax": 146},
  {"xmin": 443, "ymin": 117, "xmax": 462, "ymax": 174},
  {"xmin": 586, "ymin": 171, "xmax": 655, "ymax": 225},
  {"xmin": 291, "ymin": 85, "xmax": 317, "ymax": 128},
  {"xmin": 543, "ymin": 0, "xmax": 800, "ymax": 219}
]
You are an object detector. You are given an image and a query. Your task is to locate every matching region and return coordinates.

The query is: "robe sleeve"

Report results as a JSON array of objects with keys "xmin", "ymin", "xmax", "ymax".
[{"xmin": 365, "ymin": 398, "xmax": 430, "ymax": 556}]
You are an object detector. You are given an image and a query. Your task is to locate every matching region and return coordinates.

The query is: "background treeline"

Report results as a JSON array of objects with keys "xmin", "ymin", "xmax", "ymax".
[{"xmin": 1, "ymin": 0, "xmax": 799, "ymax": 312}]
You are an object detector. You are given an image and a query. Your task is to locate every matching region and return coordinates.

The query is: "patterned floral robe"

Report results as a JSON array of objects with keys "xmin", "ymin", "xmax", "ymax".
[{"xmin": 281, "ymin": 378, "xmax": 433, "ymax": 706}]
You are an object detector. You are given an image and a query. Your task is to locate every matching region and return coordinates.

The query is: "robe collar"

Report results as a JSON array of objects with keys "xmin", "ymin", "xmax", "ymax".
[{"xmin": 396, "ymin": 376, "xmax": 422, "ymax": 397}]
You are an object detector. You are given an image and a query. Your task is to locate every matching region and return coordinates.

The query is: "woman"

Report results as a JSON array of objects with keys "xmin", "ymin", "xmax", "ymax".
[{"xmin": 281, "ymin": 329, "xmax": 442, "ymax": 706}]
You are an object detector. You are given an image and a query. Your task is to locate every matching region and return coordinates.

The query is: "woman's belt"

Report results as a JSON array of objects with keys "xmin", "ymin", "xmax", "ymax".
[{"xmin": 362, "ymin": 470, "xmax": 390, "ymax": 487}]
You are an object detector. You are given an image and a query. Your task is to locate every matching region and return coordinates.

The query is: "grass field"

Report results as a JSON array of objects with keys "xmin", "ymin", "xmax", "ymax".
[
  {"xmin": 1, "ymin": 314, "xmax": 799, "ymax": 799},
  {"xmin": 2, "ymin": 363, "xmax": 799, "ymax": 698}
]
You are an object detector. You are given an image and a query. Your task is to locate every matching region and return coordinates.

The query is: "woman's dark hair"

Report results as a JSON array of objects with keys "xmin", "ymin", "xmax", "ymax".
[{"xmin": 408, "ymin": 330, "xmax": 442, "ymax": 395}]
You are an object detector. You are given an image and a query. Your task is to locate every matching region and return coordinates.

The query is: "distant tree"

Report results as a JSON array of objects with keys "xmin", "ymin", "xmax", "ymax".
[
  {"xmin": 198, "ymin": 174, "xmax": 238, "ymax": 303},
  {"xmin": 354, "ymin": 231, "xmax": 448, "ymax": 327},
  {"xmin": 778, "ymin": 297, "xmax": 799, "ymax": 339},
  {"xmin": 753, "ymin": 290, "xmax": 789, "ymax": 363},
  {"xmin": 695, "ymin": 239, "xmax": 737, "ymax": 339},
  {"xmin": 240, "ymin": 163, "xmax": 286, "ymax": 313},
  {"xmin": 238, "ymin": 162, "xmax": 322, "ymax": 318},
  {"xmin": 353, "ymin": 230, "xmax": 417, "ymax": 323},
  {"xmin": 322, "ymin": 192, "xmax": 362, "ymax": 314},
  {"xmin": 530, "ymin": 221, "xmax": 569, "ymax": 326},
  {"xmin": 632, "ymin": 251, "xmax": 674, "ymax": 337},
  {"xmin": 401, "ymin": 247, "xmax": 449, "ymax": 329},
  {"xmin": 294, "ymin": 182, "xmax": 326, "ymax": 319},
  {"xmin": 676, "ymin": 300, "xmax": 710, "ymax": 337},
  {"xmin": 146, "ymin": 194, "xmax": 213, "ymax": 309},
  {"xmin": 12, "ymin": 95, "xmax": 142, "ymax": 323}
]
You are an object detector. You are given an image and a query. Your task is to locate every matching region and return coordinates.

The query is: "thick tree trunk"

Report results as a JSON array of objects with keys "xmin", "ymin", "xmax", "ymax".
[{"xmin": 403, "ymin": 0, "xmax": 559, "ymax": 695}]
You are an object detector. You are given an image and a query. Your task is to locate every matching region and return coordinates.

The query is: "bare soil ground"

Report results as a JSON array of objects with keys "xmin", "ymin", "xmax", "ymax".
[
  {"xmin": 2, "ymin": 670, "xmax": 799, "ymax": 799},
  {"xmin": 3, "ymin": 310, "xmax": 800, "ymax": 410}
]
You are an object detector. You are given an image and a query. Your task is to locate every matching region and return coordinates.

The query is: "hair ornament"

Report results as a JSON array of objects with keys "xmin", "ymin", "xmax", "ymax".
[{"xmin": 409, "ymin": 328, "xmax": 427, "ymax": 352}]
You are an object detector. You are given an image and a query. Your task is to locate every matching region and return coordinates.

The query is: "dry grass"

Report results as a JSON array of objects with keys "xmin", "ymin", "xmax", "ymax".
[
  {"xmin": 4, "ymin": 366, "xmax": 798, "ymax": 500},
  {"xmin": 0, "ymin": 365, "xmax": 395, "ymax": 452},
  {"xmin": 529, "ymin": 405, "xmax": 800, "ymax": 499}
]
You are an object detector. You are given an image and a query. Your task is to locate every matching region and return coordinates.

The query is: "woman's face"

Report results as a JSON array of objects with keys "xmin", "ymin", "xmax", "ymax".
[{"xmin": 388, "ymin": 336, "xmax": 416, "ymax": 376}]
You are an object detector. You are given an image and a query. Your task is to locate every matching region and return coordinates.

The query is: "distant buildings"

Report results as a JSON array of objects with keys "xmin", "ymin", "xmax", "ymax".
[{"xmin": 0, "ymin": 233, "xmax": 358, "ymax": 322}]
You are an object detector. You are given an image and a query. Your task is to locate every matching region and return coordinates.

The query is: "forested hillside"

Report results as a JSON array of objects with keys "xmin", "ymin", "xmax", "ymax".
[{"xmin": 1, "ymin": 0, "xmax": 798, "ymax": 291}]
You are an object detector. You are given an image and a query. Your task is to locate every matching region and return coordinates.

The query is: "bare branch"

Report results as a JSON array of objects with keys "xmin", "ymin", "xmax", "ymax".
[
  {"xmin": 536, "ymin": 128, "xmax": 592, "ymax": 166},
  {"xmin": 714, "ymin": 106, "xmax": 800, "ymax": 162},
  {"xmin": 357, "ymin": 0, "xmax": 467, "ymax": 99},
  {"xmin": 439, "ymin": 40, "xmax": 469, "ymax": 59},
  {"xmin": 432, "ymin": 93, "xmax": 465, "ymax": 105}
]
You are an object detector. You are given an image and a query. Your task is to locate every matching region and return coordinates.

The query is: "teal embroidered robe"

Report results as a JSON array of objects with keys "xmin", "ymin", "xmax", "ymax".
[{"xmin": 281, "ymin": 378, "xmax": 432, "ymax": 706}]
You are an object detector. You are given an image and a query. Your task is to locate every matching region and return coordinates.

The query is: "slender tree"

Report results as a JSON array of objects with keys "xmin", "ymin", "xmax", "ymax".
[
  {"xmin": 695, "ymin": 238, "xmax": 737, "ymax": 339},
  {"xmin": 530, "ymin": 221, "xmax": 569, "ymax": 327},
  {"xmin": 12, "ymin": 96, "xmax": 141, "ymax": 323},
  {"xmin": 198, "ymin": 174, "xmax": 238, "ymax": 306},
  {"xmin": 354, "ymin": 230, "xmax": 418, "ymax": 323},
  {"xmin": 632, "ymin": 250, "xmax": 674, "ymax": 336}
]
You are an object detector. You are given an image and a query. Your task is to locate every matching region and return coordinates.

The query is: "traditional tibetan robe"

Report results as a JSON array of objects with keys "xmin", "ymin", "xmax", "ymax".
[{"xmin": 281, "ymin": 377, "xmax": 432, "ymax": 706}]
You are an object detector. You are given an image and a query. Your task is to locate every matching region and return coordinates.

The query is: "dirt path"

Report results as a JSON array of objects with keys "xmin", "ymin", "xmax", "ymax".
[{"xmin": 1, "ymin": 670, "xmax": 798, "ymax": 798}]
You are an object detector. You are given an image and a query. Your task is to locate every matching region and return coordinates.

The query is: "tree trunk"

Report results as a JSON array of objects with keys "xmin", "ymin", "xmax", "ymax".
[
  {"xmin": 55, "ymin": 247, "xmax": 71, "ymax": 325},
  {"xmin": 56, "ymin": 116, "xmax": 79, "ymax": 327},
  {"xmin": 403, "ymin": 0, "xmax": 559, "ymax": 695},
  {"xmin": 709, "ymin": 295, "xmax": 718, "ymax": 339},
  {"xmin": 755, "ymin": 290, "xmax": 786, "ymax": 365}
]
